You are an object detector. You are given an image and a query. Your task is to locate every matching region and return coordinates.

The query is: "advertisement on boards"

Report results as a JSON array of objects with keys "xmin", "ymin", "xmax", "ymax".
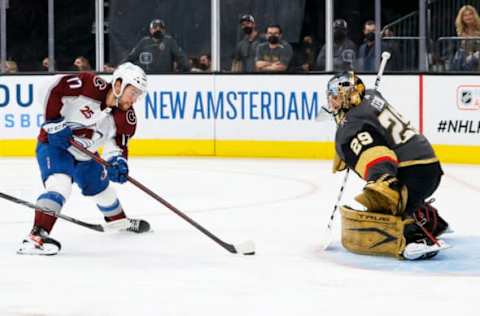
[
  {"xmin": 423, "ymin": 76, "xmax": 480, "ymax": 145},
  {"xmin": 0, "ymin": 76, "xmax": 55, "ymax": 138},
  {"xmin": 0, "ymin": 74, "xmax": 418, "ymax": 143}
]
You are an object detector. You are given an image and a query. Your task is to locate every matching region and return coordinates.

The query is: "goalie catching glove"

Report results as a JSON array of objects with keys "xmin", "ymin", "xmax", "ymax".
[{"xmin": 355, "ymin": 174, "xmax": 408, "ymax": 215}]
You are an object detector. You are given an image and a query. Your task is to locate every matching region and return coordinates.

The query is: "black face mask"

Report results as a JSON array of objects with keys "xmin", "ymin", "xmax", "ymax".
[
  {"xmin": 268, "ymin": 35, "xmax": 280, "ymax": 44},
  {"xmin": 365, "ymin": 32, "xmax": 375, "ymax": 42},
  {"xmin": 242, "ymin": 27, "xmax": 253, "ymax": 35},
  {"xmin": 333, "ymin": 29, "xmax": 347, "ymax": 42},
  {"xmin": 199, "ymin": 63, "xmax": 209, "ymax": 71},
  {"xmin": 152, "ymin": 31, "xmax": 164, "ymax": 40}
]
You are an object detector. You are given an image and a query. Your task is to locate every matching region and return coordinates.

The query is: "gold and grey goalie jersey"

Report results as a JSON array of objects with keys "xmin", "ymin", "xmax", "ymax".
[{"xmin": 335, "ymin": 89, "xmax": 438, "ymax": 181}]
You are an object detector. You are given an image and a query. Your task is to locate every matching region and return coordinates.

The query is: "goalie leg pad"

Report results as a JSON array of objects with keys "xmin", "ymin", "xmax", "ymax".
[{"xmin": 339, "ymin": 206, "xmax": 413, "ymax": 259}]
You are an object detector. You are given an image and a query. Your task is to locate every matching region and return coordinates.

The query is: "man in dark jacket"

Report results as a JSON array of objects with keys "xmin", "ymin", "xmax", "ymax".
[
  {"xmin": 316, "ymin": 19, "xmax": 357, "ymax": 71},
  {"xmin": 126, "ymin": 19, "xmax": 190, "ymax": 73},
  {"xmin": 231, "ymin": 14, "xmax": 266, "ymax": 72}
]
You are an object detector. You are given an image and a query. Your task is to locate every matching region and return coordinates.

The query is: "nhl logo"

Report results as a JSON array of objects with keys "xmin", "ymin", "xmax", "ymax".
[
  {"xmin": 456, "ymin": 85, "xmax": 480, "ymax": 110},
  {"xmin": 461, "ymin": 90, "xmax": 472, "ymax": 105}
]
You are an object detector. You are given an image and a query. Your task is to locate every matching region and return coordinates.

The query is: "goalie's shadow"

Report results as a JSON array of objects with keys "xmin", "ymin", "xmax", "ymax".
[{"xmin": 322, "ymin": 235, "xmax": 480, "ymax": 276}]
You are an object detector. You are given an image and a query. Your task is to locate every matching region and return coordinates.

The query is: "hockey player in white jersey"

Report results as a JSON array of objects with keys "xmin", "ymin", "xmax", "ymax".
[{"xmin": 18, "ymin": 62, "xmax": 150, "ymax": 256}]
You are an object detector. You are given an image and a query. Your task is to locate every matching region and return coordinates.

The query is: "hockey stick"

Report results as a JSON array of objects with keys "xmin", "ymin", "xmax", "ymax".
[
  {"xmin": 375, "ymin": 51, "xmax": 391, "ymax": 89},
  {"xmin": 0, "ymin": 191, "xmax": 106, "ymax": 232},
  {"xmin": 69, "ymin": 140, "xmax": 255, "ymax": 255},
  {"xmin": 319, "ymin": 169, "xmax": 349, "ymax": 250},
  {"xmin": 320, "ymin": 51, "xmax": 392, "ymax": 250}
]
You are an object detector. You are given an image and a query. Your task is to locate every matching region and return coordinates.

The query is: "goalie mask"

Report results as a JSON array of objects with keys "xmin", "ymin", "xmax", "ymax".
[{"xmin": 326, "ymin": 71, "xmax": 365, "ymax": 123}]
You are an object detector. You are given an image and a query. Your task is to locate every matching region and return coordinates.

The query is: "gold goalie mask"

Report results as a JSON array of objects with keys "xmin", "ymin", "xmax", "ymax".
[{"xmin": 326, "ymin": 71, "xmax": 366, "ymax": 124}]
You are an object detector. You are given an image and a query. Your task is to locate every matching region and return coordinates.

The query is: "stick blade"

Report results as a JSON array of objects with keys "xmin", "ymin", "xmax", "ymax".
[
  {"xmin": 235, "ymin": 240, "xmax": 256, "ymax": 255},
  {"xmin": 319, "ymin": 226, "xmax": 333, "ymax": 251}
]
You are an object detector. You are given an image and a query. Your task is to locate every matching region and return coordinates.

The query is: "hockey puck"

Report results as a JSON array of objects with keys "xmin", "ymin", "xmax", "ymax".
[{"xmin": 244, "ymin": 252, "xmax": 255, "ymax": 256}]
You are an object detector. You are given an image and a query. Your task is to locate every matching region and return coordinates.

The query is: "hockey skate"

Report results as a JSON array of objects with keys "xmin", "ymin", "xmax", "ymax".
[
  {"xmin": 17, "ymin": 225, "xmax": 62, "ymax": 256},
  {"xmin": 126, "ymin": 218, "xmax": 150, "ymax": 233},
  {"xmin": 402, "ymin": 239, "xmax": 450, "ymax": 260},
  {"xmin": 105, "ymin": 218, "xmax": 151, "ymax": 233}
]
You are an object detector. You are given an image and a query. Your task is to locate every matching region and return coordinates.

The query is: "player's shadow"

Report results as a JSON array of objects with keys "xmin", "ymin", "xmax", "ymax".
[{"xmin": 323, "ymin": 235, "xmax": 480, "ymax": 276}]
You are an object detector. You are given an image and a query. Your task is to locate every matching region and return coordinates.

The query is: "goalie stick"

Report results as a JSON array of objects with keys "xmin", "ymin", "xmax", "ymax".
[
  {"xmin": 0, "ymin": 191, "xmax": 106, "ymax": 232},
  {"xmin": 320, "ymin": 51, "xmax": 391, "ymax": 250},
  {"xmin": 319, "ymin": 169, "xmax": 349, "ymax": 250},
  {"xmin": 69, "ymin": 140, "xmax": 256, "ymax": 256}
]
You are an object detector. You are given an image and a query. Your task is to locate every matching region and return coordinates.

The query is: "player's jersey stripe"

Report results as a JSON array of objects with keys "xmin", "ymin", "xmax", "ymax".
[{"xmin": 355, "ymin": 146, "xmax": 398, "ymax": 180}]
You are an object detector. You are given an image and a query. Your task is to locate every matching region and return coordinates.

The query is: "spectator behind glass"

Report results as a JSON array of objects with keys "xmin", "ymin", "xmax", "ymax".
[
  {"xmin": 357, "ymin": 21, "xmax": 399, "ymax": 72},
  {"xmin": 199, "ymin": 54, "xmax": 211, "ymax": 72},
  {"xmin": 189, "ymin": 56, "xmax": 202, "ymax": 72},
  {"xmin": 231, "ymin": 14, "xmax": 266, "ymax": 72},
  {"xmin": 42, "ymin": 57, "xmax": 50, "ymax": 71},
  {"xmin": 126, "ymin": 18, "xmax": 190, "ymax": 73},
  {"xmin": 73, "ymin": 56, "xmax": 92, "ymax": 71},
  {"xmin": 291, "ymin": 35, "xmax": 317, "ymax": 72},
  {"xmin": 315, "ymin": 19, "xmax": 357, "ymax": 71},
  {"xmin": 5, "ymin": 60, "xmax": 18, "ymax": 73},
  {"xmin": 103, "ymin": 63, "xmax": 116, "ymax": 73},
  {"xmin": 451, "ymin": 5, "xmax": 480, "ymax": 70},
  {"xmin": 357, "ymin": 20, "xmax": 378, "ymax": 72},
  {"xmin": 255, "ymin": 24, "xmax": 293, "ymax": 72}
]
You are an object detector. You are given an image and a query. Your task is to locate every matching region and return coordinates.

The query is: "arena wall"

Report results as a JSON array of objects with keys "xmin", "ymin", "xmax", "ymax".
[{"xmin": 0, "ymin": 74, "xmax": 479, "ymax": 164}]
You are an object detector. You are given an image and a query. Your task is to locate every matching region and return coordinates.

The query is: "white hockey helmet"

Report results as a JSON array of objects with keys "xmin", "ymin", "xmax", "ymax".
[{"xmin": 111, "ymin": 62, "xmax": 148, "ymax": 99}]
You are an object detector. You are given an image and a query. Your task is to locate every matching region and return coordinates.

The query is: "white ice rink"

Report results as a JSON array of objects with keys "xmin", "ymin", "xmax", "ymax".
[{"xmin": 1, "ymin": 157, "xmax": 479, "ymax": 316}]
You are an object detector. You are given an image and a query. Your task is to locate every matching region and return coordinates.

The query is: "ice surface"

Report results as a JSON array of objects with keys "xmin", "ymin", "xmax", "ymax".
[{"xmin": 0, "ymin": 157, "xmax": 479, "ymax": 316}]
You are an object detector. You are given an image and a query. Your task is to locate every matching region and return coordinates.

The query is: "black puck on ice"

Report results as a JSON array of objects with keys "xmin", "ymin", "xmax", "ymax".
[{"xmin": 244, "ymin": 252, "xmax": 255, "ymax": 256}]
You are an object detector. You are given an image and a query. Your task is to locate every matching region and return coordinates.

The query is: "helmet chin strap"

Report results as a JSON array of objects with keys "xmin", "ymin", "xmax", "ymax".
[
  {"xmin": 112, "ymin": 81, "xmax": 123, "ymax": 108},
  {"xmin": 334, "ymin": 110, "xmax": 347, "ymax": 124}
]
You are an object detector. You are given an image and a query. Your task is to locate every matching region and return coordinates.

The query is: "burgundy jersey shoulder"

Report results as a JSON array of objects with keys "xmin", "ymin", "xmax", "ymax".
[
  {"xmin": 43, "ymin": 72, "xmax": 111, "ymax": 121},
  {"xmin": 111, "ymin": 107, "xmax": 137, "ymax": 158},
  {"xmin": 76, "ymin": 72, "xmax": 110, "ymax": 103},
  {"xmin": 112, "ymin": 107, "xmax": 137, "ymax": 136}
]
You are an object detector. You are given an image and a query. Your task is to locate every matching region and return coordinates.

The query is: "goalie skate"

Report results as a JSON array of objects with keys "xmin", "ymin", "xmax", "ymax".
[
  {"xmin": 17, "ymin": 226, "xmax": 61, "ymax": 256},
  {"xmin": 402, "ymin": 239, "xmax": 450, "ymax": 260}
]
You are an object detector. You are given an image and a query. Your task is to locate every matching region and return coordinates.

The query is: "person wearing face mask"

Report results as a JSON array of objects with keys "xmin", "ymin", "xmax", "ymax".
[
  {"xmin": 357, "ymin": 21, "xmax": 399, "ymax": 72},
  {"xmin": 291, "ymin": 35, "xmax": 318, "ymax": 72},
  {"xmin": 125, "ymin": 19, "xmax": 190, "ymax": 73},
  {"xmin": 315, "ymin": 19, "xmax": 357, "ymax": 71},
  {"xmin": 231, "ymin": 14, "xmax": 266, "ymax": 72},
  {"xmin": 254, "ymin": 24, "xmax": 293, "ymax": 72},
  {"xmin": 356, "ymin": 20, "xmax": 378, "ymax": 72}
]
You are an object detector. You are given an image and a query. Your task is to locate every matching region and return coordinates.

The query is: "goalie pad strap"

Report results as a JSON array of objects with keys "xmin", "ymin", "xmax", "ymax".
[
  {"xmin": 339, "ymin": 206, "xmax": 413, "ymax": 259},
  {"xmin": 355, "ymin": 175, "xmax": 408, "ymax": 215}
]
